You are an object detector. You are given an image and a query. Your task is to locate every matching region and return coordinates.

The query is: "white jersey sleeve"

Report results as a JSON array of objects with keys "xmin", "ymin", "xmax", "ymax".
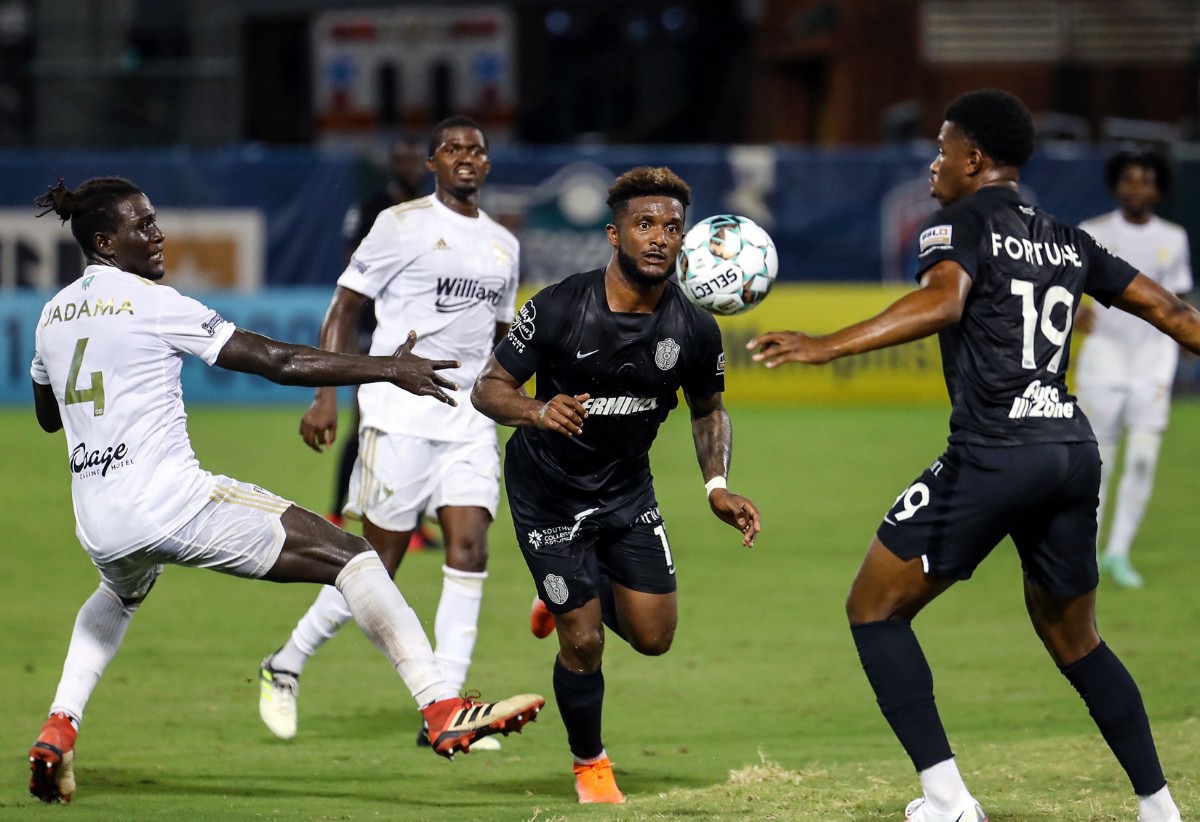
[
  {"xmin": 157, "ymin": 290, "xmax": 236, "ymax": 363},
  {"xmin": 337, "ymin": 209, "xmax": 422, "ymax": 299},
  {"xmin": 496, "ymin": 243, "xmax": 520, "ymax": 323},
  {"xmin": 31, "ymin": 345, "xmax": 49, "ymax": 385}
]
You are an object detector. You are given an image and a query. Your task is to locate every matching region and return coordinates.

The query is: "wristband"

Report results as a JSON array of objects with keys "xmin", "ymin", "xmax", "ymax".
[{"xmin": 704, "ymin": 476, "xmax": 728, "ymax": 499}]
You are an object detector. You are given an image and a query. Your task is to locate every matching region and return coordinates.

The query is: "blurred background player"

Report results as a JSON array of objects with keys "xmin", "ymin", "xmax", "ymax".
[
  {"xmin": 258, "ymin": 116, "xmax": 520, "ymax": 750},
  {"xmin": 1074, "ymin": 150, "xmax": 1193, "ymax": 589},
  {"xmin": 26, "ymin": 175, "xmax": 542, "ymax": 803},
  {"xmin": 748, "ymin": 90, "xmax": 1190, "ymax": 822},
  {"xmin": 472, "ymin": 166, "xmax": 761, "ymax": 803},
  {"xmin": 329, "ymin": 135, "xmax": 441, "ymax": 553}
]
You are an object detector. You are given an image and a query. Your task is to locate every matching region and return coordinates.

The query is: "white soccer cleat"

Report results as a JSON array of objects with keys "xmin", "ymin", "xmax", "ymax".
[
  {"xmin": 258, "ymin": 656, "xmax": 299, "ymax": 740},
  {"xmin": 905, "ymin": 791, "xmax": 989, "ymax": 822}
]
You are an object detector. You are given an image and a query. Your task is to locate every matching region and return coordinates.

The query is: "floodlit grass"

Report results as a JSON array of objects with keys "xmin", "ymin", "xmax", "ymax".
[{"xmin": 0, "ymin": 402, "xmax": 1196, "ymax": 820}]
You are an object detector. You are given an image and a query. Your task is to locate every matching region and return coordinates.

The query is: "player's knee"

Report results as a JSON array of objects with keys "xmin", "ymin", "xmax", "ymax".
[
  {"xmin": 629, "ymin": 626, "xmax": 674, "ymax": 656},
  {"xmin": 445, "ymin": 537, "xmax": 488, "ymax": 573}
]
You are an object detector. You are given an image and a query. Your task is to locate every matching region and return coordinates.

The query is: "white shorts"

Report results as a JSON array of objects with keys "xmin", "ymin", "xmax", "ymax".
[
  {"xmin": 92, "ymin": 476, "xmax": 291, "ymax": 600},
  {"xmin": 344, "ymin": 428, "xmax": 500, "ymax": 532},
  {"xmin": 1075, "ymin": 382, "xmax": 1172, "ymax": 443}
]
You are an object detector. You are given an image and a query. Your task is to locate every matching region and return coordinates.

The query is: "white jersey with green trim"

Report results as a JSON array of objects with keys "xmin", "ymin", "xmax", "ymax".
[
  {"xmin": 338, "ymin": 194, "xmax": 520, "ymax": 442},
  {"xmin": 30, "ymin": 264, "xmax": 236, "ymax": 558}
]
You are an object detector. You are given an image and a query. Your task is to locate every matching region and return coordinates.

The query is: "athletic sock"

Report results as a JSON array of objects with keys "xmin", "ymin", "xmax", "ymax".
[
  {"xmin": 918, "ymin": 757, "xmax": 969, "ymax": 814},
  {"xmin": 1059, "ymin": 642, "xmax": 1166, "ymax": 796},
  {"xmin": 335, "ymin": 551, "xmax": 454, "ymax": 706},
  {"xmin": 1138, "ymin": 783, "xmax": 1181, "ymax": 822},
  {"xmin": 433, "ymin": 565, "xmax": 486, "ymax": 692},
  {"xmin": 280, "ymin": 583, "xmax": 355, "ymax": 674},
  {"xmin": 50, "ymin": 584, "xmax": 138, "ymax": 727},
  {"xmin": 553, "ymin": 657, "xmax": 605, "ymax": 760},
  {"xmin": 1106, "ymin": 432, "xmax": 1161, "ymax": 560},
  {"xmin": 597, "ymin": 574, "xmax": 628, "ymax": 642},
  {"xmin": 850, "ymin": 620, "xmax": 953, "ymax": 771}
]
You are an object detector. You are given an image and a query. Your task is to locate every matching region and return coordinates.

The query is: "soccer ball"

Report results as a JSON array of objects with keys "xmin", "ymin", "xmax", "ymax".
[{"xmin": 675, "ymin": 215, "xmax": 778, "ymax": 315}]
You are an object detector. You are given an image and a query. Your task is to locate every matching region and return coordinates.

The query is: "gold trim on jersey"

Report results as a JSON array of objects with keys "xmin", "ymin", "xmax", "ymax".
[
  {"xmin": 356, "ymin": 427, "xmax": 381, "ymax": 515},
  {"xmin": 209, "ymin": 483, "xmax": 291, "ymax": 515}
]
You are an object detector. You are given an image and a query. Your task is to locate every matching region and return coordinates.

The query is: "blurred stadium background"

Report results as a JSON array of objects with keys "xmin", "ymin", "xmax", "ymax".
[{"xmin": 2, "ymin": 1, "xmax": 1199, "ymax": 819}]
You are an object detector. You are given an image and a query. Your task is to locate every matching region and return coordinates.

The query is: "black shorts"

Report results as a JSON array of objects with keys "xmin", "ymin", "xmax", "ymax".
[
  {"xmin": 511, "ymin": 501, "xmax": 677, "ymax": 614},
  {"xmin": 876, "ymin": 441, "xmax": 1101, "ymax": 597}
]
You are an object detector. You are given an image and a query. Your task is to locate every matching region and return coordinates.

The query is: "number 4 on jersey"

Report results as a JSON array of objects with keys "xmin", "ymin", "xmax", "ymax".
[{"xmin": 65, "ymin": 337, "xmax": 105, "ymax": 416}]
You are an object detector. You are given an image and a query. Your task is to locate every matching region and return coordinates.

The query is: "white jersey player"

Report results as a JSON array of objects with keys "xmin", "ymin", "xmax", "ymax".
[
  {"xmin": 258, "ymin": 117, "xmax": 521, "ymax": 748},
  {"xmin": 26, "ymin": 175, "xmax": 542, "ymax": 805},
  {"xmin": 1075, "ymin": 151, "xmax": 1193, "ymax": 588}
]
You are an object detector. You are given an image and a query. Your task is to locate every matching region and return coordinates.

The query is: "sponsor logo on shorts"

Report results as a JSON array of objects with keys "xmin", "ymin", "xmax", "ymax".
[
  {"xmin": 635, "ymin": 505, "xmax": 662, "ymax": 525},
  {"xmin": 1008, "ymin": 380, "xmax": 1075, "ymax": 420},
  {"xmin": 543, "ymin": 573, "xmax": 569, "ymax": 605},
  {"xmin": 527, "ymin": 525, "xmax": 573, "ymax": 548}
]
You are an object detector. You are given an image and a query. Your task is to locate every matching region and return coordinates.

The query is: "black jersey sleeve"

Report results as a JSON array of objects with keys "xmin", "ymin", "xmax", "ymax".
[
  {"xmin": 493, "ymin": 287, "xmax": 562, "ymax": 383},
  {"xmin": 914, "ymin": 203, "xmax": 985, "ymax": 282},
  {"xmin": 1076, "ymin": 230, "xmax": 1139, "ymax": 307},
  {"xmin": 681, "ymin": 312, "xmax": 726, "ymax": 399}
]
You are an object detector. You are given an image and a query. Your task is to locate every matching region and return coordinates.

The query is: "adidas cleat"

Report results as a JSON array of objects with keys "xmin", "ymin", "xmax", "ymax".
[
  {"xmin": 420, "ymin": 692, "xmax": 544, "ymax": 759},
  {"xmin": 29, "ymin": 713, "xmax": 77, "ymax": 804},
  {"xmin": 258, "ymin": 655, "xmax": 300, "ymax": 739},
  {"xmin": 416, "ymin": 720, "xmax": 502, "ymax": 751}
]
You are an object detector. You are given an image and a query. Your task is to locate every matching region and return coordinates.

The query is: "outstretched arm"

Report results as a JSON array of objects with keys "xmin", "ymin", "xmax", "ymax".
[
  {"xmin": 1112, "ymin": 273, "xmax": 1200, "ymax": 355},
  {"xmin": 747, "ymin": 261, "xmax": 972, "ymax": 367},
  {"xmin": 471, "ymin": 355, "xmax": 589, "ymax": 436},
  {"xmin": 687, "ymin": 390, "xmax": 759, "ymax": 547},
  {"xmin": 32, "ymin": 381, "xmax": 62, "ymax": 433},
  {"xmin": 216, "ymin": 328, "xmax": 459, "ymax": 400},
  {"xmin": 299, "ymin": 286, "xmax": 370, "ymax": 452}
]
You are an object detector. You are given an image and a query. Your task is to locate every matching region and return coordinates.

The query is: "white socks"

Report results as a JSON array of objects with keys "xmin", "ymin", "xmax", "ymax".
[
  {"xmin": 50, "ymin": 585, "xmax": 138, "ymax": 726},
  {"xmin": 434, "ymin": 565, "xmax": 486, "ymax": 692},
  {"xmin": 276, "ymin": 561, "xmax": 486, "ymax": 695},
  {"xmin": 334, "ymin": 552, "xmax": 454, "ymax": 706},
  {"xmin": 1105, "ymin": 431, "xmax": 1161, "ymax": 560},
  {"xmin": 1138, "ymin": 784, "xmax": 1181, "ymax": 822},
  {"xmin": 917, "ymin": 758, "xmax": 969, "ymax": 815}
]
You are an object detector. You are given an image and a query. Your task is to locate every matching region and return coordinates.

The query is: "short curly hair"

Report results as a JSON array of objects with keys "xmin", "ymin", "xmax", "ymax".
[
  {"xmin": 944, "ymin": 89, "xmax": 1036, "ymax": 169},
  {"xmin": 427, "ymin": 115, "xmax": 488, "ymax": 157},
  {"xmin": 1105, "ymin": 149, "xmax": 1172, "ymax": 198},
  {"xmin": 606, "ymin": 166, "xmax": 691, "ymax": 218}
]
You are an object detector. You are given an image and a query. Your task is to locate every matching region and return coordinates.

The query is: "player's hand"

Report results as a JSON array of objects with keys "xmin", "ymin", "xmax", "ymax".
[
  {"xmin": 709, "ymin": 489, "xmax": 760, "ymax": 548},
  {"xmin": 746, "ymin": 331, "xmax": 833, "ymax": 367},
  {"xmin": 1075, "ymin": 303, "xmax": 1096, "ymax": 334},
  {"xmin": 299, "ymin": 390, "xmax": 339, "ymax": 453},
  {"xmin": 535, "ymin": 393, "xmax": 590, "ymax": 436},
  {"xmin": 388, "ymin": 330, "xmax": 460, "ymax": 406}
]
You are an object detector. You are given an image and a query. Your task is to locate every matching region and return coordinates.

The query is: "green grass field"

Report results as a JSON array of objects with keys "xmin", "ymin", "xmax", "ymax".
[{"xmin": 0, "ymin": 401, "xmax": 1196, "ymax": 821}]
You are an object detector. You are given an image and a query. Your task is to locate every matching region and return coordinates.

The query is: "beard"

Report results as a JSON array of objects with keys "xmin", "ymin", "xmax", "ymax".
[{"xmin": 616, "ymin": 246, "xmax": 674, "ymax": 288}]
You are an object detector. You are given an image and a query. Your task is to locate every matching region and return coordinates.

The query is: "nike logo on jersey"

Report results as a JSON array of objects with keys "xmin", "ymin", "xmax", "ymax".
[{"xmin": 576, "ymin": 349, "xmax": 599, "ymax": 359}]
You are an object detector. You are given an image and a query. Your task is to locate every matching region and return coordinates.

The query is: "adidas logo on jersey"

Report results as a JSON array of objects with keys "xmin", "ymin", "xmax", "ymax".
[
  {"xmin": 1008, "ymin": 380, "xmax": 1075, "ymax": 420},
  {"xmin": 434, "ymin": 238, "xmax": 450, "ymax": 251}
]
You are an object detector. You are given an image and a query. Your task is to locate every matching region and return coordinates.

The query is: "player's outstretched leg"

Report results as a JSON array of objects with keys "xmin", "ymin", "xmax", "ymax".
[
  {"xmin": 28, "ymin": 713, "xmax": 77, "ymax": 804},
  {"xmin": 420, "ymin": 692, "xmax": 544, "ymax": 759}
]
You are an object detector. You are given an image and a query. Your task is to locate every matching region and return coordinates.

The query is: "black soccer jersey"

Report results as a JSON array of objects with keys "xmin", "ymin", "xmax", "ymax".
[
  {"xmin": 494, "ymin": 268, "xmax": 725, "ymax": 516},
  {"xmin": 915, "ymin": 186, "xmax": 1138, "ymax": 446}
]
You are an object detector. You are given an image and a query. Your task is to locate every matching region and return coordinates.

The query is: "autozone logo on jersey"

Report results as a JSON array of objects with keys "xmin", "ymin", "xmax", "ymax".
[
  {"xmin": 990, "ymin": 233, "xmax": 1081, "ymax": 268},
  {"xmin": 1008, "ymin": 380, "xmax": 1075, "ymax": 420},
  {"xmin": 506, "ymin": 300, "xmax": 535, "ymax": 352},
  {"xmin": 434, "ymin": 276, "xmax": 507, "ymax": 313},
  {"xmin": 70, "ymin": 441, "xmax": 133, "ymax": 478},
  {"xmin": 582, "ymin": 396, "xmax": 660, "ymax": 415}
]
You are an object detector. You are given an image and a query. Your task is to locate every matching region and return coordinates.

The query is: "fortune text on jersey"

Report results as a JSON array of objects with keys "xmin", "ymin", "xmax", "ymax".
[{"xmin": 989, "ymin": 233, "xmax": 1082, "ymax": 268}]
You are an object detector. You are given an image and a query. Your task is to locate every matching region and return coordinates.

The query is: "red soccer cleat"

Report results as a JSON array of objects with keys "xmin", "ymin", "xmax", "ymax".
[
  {"xmin": 419, "ymin": 692, "xmax": 544, "ymax": 759},
  {"xmin": 29, "ymin": 713, "xmax": 77, "ymax": 804},
  {"xmin": 530, "ymin": 595, "xmax": 556, "ymax": 639}
]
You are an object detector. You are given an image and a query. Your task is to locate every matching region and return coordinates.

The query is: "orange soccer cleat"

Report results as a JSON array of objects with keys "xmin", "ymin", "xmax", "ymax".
[
  {"xmin": 530, "ymin": 595, "xmax": 556, "ymax": 639},
  {"xmin": 29, "ymin": 712, "xmax": 77, "ymax": 804},
  {"xmin": 574, "ymin": 756, "xmax": 625, "ymax": 804},
  {"xmin": 419, "ymin": 692, "xmax": 544, "ymax": 759}
]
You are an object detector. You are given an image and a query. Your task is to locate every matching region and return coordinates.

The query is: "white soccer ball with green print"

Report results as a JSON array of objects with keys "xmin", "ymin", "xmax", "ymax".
[{"xmin": 675, "ymin": 214, "xmax": 778, "ymax": 316}]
